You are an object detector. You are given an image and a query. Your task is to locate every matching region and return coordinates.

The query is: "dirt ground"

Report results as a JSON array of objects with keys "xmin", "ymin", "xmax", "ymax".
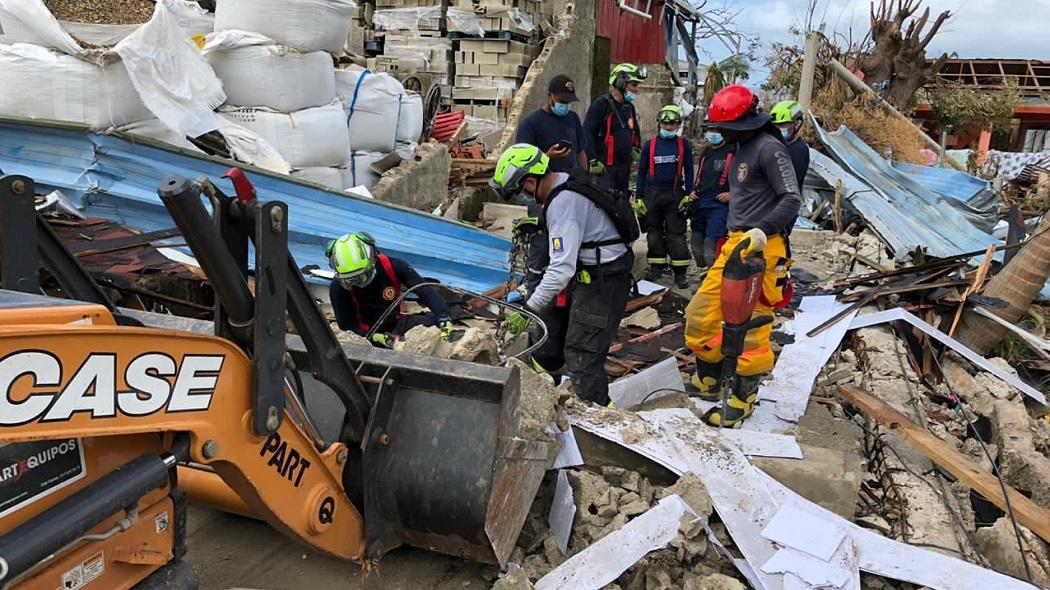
[{"xmin": 185, "ymin": 506, "xmax": 491, "ymax": 590}]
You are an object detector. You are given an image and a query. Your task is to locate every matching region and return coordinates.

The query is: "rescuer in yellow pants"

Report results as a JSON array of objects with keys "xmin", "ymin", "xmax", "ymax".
[{"xmin": 684, "ymin": 84, "xmax": 802, "ymax": 427}]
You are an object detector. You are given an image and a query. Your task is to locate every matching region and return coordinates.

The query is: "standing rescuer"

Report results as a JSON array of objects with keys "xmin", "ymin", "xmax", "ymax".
[
  {"xmin": 491, "ymin": 144, "xmax": 638, "ymax": 406},
  {"xmin": 327, "ymin": 232, "xmax": 454, "ymax": 348},
  {"xmin": 635, "ymin": 105, "xmax": 694, "ymax": 289},
  {"xmin": 684, "ymin": 85, "xmax": 801, "ymax": 427},
  {"xmin": 688, "ymin": 126, "xmax": 734, "ymax": 270},
  {"xmin": 515, "ymin": 74, "xmax": 589, "ymax": 173},
  {"xmin": 584, "ymin": 63, "xmax": 646, "ymax": 195},
  {"xmin": 770, "ymin": 99, "xmax": 811, "ymax": 188}
]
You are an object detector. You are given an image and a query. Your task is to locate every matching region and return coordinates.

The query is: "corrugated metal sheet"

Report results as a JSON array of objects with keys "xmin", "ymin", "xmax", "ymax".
[
  {"xmin": 891, "ymin": 161, "xmax": 999, "ymax": 232},
  {"xmin": 596, "ymin": 0, "xmax": 666, "ymax": 64},
  {"xmin": 813, "ymin": 122, "xmax": 998, "ymax": 259},
  {"xmin": 0, "ymin": 119, "xmax": 511, "ymax": 294}
]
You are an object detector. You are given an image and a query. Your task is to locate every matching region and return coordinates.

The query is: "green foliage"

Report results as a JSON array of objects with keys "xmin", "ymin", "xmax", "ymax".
[{"xmin": 929, "ymin": 81, "xmax": 1021, "ymax": 134}]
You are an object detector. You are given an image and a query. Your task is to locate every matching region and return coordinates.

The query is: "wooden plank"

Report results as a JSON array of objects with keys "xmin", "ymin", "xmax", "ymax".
[{"xmin": 837, "ymin": 384, "xmax": 1050, "ymax": 543}]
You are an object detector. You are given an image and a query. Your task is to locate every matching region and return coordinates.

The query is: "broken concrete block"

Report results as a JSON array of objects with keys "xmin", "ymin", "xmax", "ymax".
[
  {"xmin": 333, "ymin": 327, "xmax": 372, "ymax": 348},
  {"xmin": 975, "ymin": 518, "xmax": 1050, "ymax": 587},
  {"xmin": 450, "ymin": 326, "xmax": 499, "ymax": 364},
  {"xmin": 510, "ymin": 358, "xmax": 560, "ymax": 442},
  {"xmin": 692, "ymin": 573, "xmax": 746, "ymax": 590},
  {"xmin": 492, "ymin": 568, "xmax": 535, "ymax": 590},
  {"xmin": 395, "ymin": 324, "xmax": 446, "ymax": 356},
  {"xmin": 644, "ymin": 567, "xmax": 673, "ymax": 590},
  {"xmin": 621, "ymin": 306, "xmax": 660, "ymax": 330},
  {"xmin": 619, "ymin": 500, "xmax": 650, "ymax": 517},
  {"xmin": 602, "ymin": 466, "xmax": 642, "ymax": 492},
  {"xmin": 664, "ymin": 472, "xmax": 713, "ymax": 520}
]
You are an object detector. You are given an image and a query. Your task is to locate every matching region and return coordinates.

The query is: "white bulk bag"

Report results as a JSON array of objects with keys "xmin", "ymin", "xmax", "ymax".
[
  {"xmin": 205, "ymin": 32, "xmax": 336, "ymax": 112},
  {"xmin": 336, "ymin": 69, "xmax": 402, "ymax": 153},
  {"xmin": 0, "ymin": 0, "xmax": 212, "ymax": 52},
  {"xmin": 214, "ymin": 0, "xmax": 355, "ymax": 55},
  {"xmin": 218, "ymin": 101, "xmax": 350, "ymax": 168},
  {"xmin": 0, "ymin": 44, "xmax": 151, "ymax": 130},
  {"xmin": 291, "ymin": 167, "xmax": 345, "ymax": 190},
  {"xmin": 118, "ymin": 118, "xmax": 202, "ymax": 152},
  {"xmin": 396, "ymin": 93, "xmax": 424, "ymax": 144},
  {"xmin": 342, "ymin": 151, "xmax": 385, "ymax": 190}
]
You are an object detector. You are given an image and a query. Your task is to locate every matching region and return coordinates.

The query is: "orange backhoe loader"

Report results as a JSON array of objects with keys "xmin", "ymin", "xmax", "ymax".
[{"xmin": 0, "ymin": 173, "xmax": 549, "ymax": 589}]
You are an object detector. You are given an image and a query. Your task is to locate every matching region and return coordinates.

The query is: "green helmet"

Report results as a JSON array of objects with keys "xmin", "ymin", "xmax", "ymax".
[
  {"xmin": 609, "ymin": 63, "xmax": 647, "ymax": 89},
  {"xmin": 326, "ymin": 232, "xmax": 376, "ymax": 289},
  {"xmin": 490, "ymin": 144, "xmax": 550, "ymax": 197},
  {"xmin": 657, "ymin": 105, "xmax": 683, "ymax": 124},
  {"xmin": 770, "ymin": 100, "xmax": 804, "ymax": 124}
]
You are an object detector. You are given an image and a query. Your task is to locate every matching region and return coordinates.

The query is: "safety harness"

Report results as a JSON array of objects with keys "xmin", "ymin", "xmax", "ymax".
[
  {"xmin": 695, "ymin": 151, "xmax": 733, "ymax": 189},
  {"xmin": 601, "ymin": 95, "xmax": 640, "ymax": 166},
  {"xmin": 347, "ymin": 253, "xmax": 400, "ymax": 333},
  {"xmin": 646, "ymin": 136, "xmax": 686, "ymax": 188}
]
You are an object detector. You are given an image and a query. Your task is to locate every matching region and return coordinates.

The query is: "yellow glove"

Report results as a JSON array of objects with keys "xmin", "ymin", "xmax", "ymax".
[
  {"xmin": 588, "ymin": 159, "xmax": 606, "ymax": 175},
  {"xmin": 439, "ymin": 321, "xmax": 455, "ymax": 341},
  {"xmin": 742, "ymin": 228, "xmax": 767, "ymax": 256},
  {"xmin": 371, "ymin": 332, "xmax": 394, "ymax": 348},
  {"xmin": 633, "ymin": 198, "xmax": 647, "ymax": 216},
  {"xmin": 505, "ymin": 310, "xmax": 531, "ymax": 336}
]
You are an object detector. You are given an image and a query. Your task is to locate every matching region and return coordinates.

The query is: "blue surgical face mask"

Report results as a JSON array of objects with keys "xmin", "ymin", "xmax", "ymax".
[
  {"xmin": 780, "ymin": 127, "xmax": 792, "ymax": 140},
  {"xmin": 659, "ymin": 128, "xmax": 678, "ymax": 139},
  {"xmin": 705, "ymin": 132, "xmax": 723, "ymax": 145},
  {"xmin": 552, "ymin": 102, "xmax": 570, "ymax": 117},
  {"xmin": 625, "ymin": 91, "xmax": 637, "ymax": 103}
]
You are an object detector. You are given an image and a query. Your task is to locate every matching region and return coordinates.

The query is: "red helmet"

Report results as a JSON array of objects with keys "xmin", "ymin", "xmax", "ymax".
[
  {"xmin": 704, "ymin": 85, "xmax": 769, "ymax": 131},
  {"xmin": 706, "ymin": 85, "xmax": 755, "ymax": 123}
]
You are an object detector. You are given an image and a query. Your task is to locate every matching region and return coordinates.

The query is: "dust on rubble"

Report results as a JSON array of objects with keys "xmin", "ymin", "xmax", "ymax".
[
  {"xmin": 44, "ymin": 0, "xmax": 155, "ymax": 24},
  {"xmin": 506, "ymin": 462, "xmax": 746, "ymax": 590}
]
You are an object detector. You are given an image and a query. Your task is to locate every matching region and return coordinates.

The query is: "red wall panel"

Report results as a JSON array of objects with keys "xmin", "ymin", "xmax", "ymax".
[{"xmin": 596, "ymin": 0, "xmax": 666, "ymax": 65}]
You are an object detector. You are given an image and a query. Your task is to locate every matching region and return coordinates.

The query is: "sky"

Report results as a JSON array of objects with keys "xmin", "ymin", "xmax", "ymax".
[{"xmin": 698, "ymin": 0, "xmax": 1050, "ymax": 86}]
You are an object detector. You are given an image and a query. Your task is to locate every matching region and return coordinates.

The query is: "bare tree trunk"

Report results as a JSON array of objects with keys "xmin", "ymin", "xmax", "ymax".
[
  {"xmin": 858, "ymin": 0, "xmax": 950, "ymax": 110},
  {"xmin": 956, "ymin": 212, "xmax": 1050, "ymax": 355}
]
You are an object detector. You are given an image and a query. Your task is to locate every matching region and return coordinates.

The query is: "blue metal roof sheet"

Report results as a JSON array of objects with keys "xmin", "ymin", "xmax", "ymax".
[
  {"xmin": 0, "ymin": 119, "xmax": 511, "ymax": 294},
  {"xmin": 812, "ymin": 121, "xmax": 998, "ymax": 259}
]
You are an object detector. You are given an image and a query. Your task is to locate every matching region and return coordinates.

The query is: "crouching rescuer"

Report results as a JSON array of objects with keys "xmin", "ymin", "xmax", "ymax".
[
  {"xmin": 327, "ymin": 232, "xmax": 454, "ymax": 347},
  {"xmin": 685, "ymin": 85, "xmax": 801, "ymax": 427},
  {"xmin": 491, "ymin": 144, "xmax": 638, "ymax": 406},
  {"xmin": 635, "ymin": 105, "xmax": 694, "ymax": 289}
]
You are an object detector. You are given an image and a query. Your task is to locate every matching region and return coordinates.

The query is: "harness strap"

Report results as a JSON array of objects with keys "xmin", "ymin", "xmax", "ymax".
[{"xmin": 648, "ymin": 137, "xmax": 685, "ymax": 187}]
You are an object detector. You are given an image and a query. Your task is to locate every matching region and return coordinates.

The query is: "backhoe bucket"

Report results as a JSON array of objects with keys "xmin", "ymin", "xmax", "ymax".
[{"xmin": 357, "ymin": 350, "xmax": 550, "ymax": 566}]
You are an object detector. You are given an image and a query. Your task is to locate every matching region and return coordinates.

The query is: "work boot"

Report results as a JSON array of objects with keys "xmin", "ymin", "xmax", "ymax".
[
  {"xmin": 530, "ymin": 356, "xmax": 566, "ymax": 378},
  {"xmin": 685, "ymin": 359, "xmax": 722, "ymax": 401},
  {"xmin": 644, "ymin": 267, "xmax": 666, "ymax": 282},
  {"xmin": 702, "ymin": 374, "xmax": 763, "ymax": 428},
  {"xmin": 674, "ymin": 273, "xmax": 689, "ymax": 290}
]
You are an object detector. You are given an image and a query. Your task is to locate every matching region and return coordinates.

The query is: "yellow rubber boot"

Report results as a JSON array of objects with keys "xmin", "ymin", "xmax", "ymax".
[
  {"xmin": 686, "ymin": 359, "xmax": 723, "ymax": 402},
  {"xmin": 702, "ymin": 374, "xmax": 762, "ymax": 428}
]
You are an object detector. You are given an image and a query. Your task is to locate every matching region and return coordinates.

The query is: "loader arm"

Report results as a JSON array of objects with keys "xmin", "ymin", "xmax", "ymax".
[{"xmin": 0, "ymin": 319, "xmax": 367, "ymax": 563}]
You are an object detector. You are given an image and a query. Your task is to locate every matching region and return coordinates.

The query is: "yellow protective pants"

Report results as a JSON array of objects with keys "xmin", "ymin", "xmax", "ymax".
[{"xmin": 684, "ymin": 231, "xmax": 792, "ymax": 376}]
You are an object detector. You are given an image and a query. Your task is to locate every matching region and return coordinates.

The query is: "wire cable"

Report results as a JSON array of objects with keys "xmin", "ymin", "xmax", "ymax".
[
  {"xmin": 363, "ymin": 281, "xmax": 549, "ymax": 363},
  {"xmin": 927, "ymin": 351, "xmax": 1037, "ymax": 584}
]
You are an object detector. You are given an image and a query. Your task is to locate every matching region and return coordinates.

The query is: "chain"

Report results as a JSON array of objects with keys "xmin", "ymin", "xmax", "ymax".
[{"xmin": 494, "ymin": 229, "xmax": 531, "ymax": 354}]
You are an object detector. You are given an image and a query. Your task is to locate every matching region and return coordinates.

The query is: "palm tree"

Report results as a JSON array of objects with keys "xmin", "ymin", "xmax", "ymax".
[{"xmin": 956, "ymin": 212, "xmax": 1050, "ymax": 354}]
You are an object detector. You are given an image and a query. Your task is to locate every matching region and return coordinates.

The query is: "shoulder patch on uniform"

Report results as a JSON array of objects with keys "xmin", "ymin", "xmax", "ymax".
[
  {"xmin": 736, "ymin": 162, "xmax": 750, "ymax": 183},
  {"xmin": 552, "ymin": 237, "xmax": 565, "ymax": 253}
]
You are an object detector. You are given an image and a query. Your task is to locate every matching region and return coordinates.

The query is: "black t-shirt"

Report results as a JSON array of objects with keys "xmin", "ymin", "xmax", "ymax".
[
  {"xmin": 694, "ymin": 142, "xmax": 735, "ymax": 201},
  {"xmin": 584, "ymin": 94, "xmax": 640, "ymax": 164},
  {"xmin": 516, "ymin": 109, "xmax": 588, "ymax": 173},
  {"xmin": 329, "ymin": 255, "xmax": 450, "ymax": 336},
  {"xmin": 787, "ymin": 138, "xmax": 811, "ymax": 187}
]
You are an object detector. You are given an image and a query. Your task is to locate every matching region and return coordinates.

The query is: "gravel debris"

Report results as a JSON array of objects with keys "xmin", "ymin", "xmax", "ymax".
[{"xmin": 44, "ymin": 0, "xmax": 155, "ymax": 24}]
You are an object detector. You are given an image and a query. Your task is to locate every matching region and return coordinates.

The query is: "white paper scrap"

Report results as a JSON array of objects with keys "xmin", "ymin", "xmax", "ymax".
[
  {"xmin": 535, "ymin": 495, "xmax": 694, "ymax": 590},
  {"xmin": 636, "ymin": 280, "xmax": 668, "ymax": 296},
  {"xmin": 548, "ymin": 470, "xmax": 576, "ymax": 555},
  {"xmin": 720, "ymin": 430, "xmax": 804, "ymax": 460},
  {"xmin": 762, "ymin": 503, "xmax": 846, "ymax": 561},
  {"xmin": 608, "ymin": 357, "xmax": 683, "ymax": 409},
  {"xmin": 762, "ymin": 547, "xmax": 851, "ymax": 587},
  {"xmin": 551, "ymin": 425, "xmax": 584, "ymax": 470}
]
